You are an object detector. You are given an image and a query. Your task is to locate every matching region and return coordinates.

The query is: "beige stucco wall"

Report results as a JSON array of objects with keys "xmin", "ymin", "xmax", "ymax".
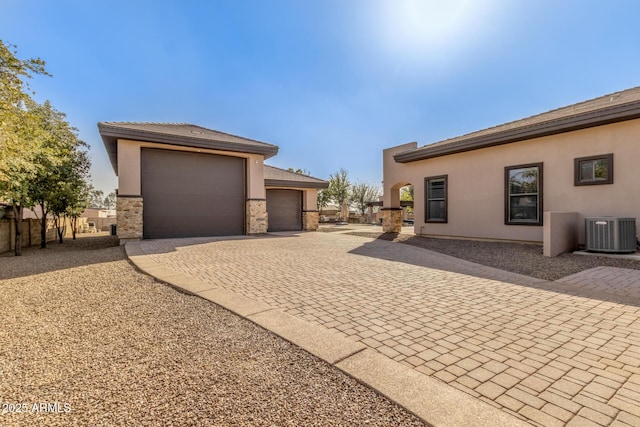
[
  {"xmin": 544, "ymin": 212, "xmax": 579, "ymax": 256},
  {"xmin": 383, "ymin": 142, "xmax": 417, "ymax": 208},
  {"xmin": 304, "ymin": 188, "xmax": 318, "ymax": 212},
  {"xmin": 383, "ymin": 120, "xmax": 640, "ymax": 245},
  {"xmin": 116, "ymin": 139, "xmax": 265, "ymax": 198}
]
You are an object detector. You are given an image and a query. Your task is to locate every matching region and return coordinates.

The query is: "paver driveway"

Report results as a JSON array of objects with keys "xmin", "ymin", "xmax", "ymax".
[{"xmin": 139, "ymin": 232, "xmax": 640, "ymax": 427}]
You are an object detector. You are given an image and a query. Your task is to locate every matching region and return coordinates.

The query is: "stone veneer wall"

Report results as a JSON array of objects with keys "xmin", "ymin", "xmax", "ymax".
[
  {"xmin": 382, "ymin": 209, "xmax": 402, "ymax": 233},
  {"xmin": 246, "ymin": 199, "xmax": 268, "ymax": 234},
  {"xmin": 117, "ymin": 196, "xmax": 143, "ymax": 240},
  {"xmin": 302, "ymin": 210, "xmax": 319, "ymax": 231}
]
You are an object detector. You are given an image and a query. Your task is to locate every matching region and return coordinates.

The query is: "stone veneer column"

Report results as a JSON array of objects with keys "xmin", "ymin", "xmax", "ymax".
[
  {"xmin": 381, "ymin": 208, "xmax": 402, "ymax": 233},
  {"xmin": 246, "ymin": 199, "xmax": 268, "ymax": 234},
  {"xmin": 302, "ymin": 210, "xmax": 319, "ymax": 231},
  {"xmin": 117, "ymin": 196, "xmax": 143, "ymax": 241}
]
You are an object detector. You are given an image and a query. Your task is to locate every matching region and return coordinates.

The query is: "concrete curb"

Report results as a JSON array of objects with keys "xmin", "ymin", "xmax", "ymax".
[
  {"xmin": 125, "ymin": 241, "xmax": 530, "ymax": 427},
  {"xmin": 337, "ymin": 349, "xmax": 529, "ymax": 427}
]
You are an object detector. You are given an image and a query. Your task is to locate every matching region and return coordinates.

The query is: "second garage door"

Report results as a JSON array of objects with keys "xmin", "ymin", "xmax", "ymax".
[
  {"xmin": 266, "ymin": 189, "xmax": 302, "ymax": 232},
  {"xmin": 141, "ymin": 148, "xmax": 245, "ymax": 239}
]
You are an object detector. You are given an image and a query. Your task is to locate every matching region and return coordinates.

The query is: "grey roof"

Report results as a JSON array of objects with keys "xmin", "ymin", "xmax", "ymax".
[
  {"xmin": 99, "ymin": 122, "xmax": 279, "ymax": 173},
  {"xmin": 264, "ymin": 165, "xmax": 329, "ymax": 189},
  {"xmin": 395, "ymin": 86, "xmax": 640, "ymax": 163}
]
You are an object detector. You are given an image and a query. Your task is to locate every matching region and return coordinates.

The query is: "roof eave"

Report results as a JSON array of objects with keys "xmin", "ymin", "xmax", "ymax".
[
  {"xmin": 394, "ymin": 101, "xmax": 640, "ymax": 163},
  {"xmin": 265, "ymin": 179, "xmax": 329, "ymax": 189},
  {"xmin": 98, "ymin": 123, "xmax": 280, "ymax": 174},
  {"xmin": 100, "ymin": 134, "xmax": 119, "ymax": 175}
]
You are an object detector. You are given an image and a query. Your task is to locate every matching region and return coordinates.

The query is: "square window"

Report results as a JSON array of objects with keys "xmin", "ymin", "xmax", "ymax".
[{"xmin": 575, "ymin": 154, "xmax": 613, "ymax": 185}]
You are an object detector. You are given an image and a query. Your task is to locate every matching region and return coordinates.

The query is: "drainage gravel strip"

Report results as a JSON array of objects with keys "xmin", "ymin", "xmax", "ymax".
[{"xmin": 347, "ymin": 231, "xmax": 640, "ymax": 281}]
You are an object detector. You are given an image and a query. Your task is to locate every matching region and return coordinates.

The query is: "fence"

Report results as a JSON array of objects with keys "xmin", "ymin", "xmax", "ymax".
[{"xmin": 0, "ymin": 216, "xmax": 87, "ymax": 254}]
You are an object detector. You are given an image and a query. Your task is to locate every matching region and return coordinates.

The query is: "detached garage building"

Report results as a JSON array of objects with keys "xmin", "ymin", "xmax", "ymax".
[{"xmin": 99, "ymin": 122, "xmax": 328, "ymax": 242}]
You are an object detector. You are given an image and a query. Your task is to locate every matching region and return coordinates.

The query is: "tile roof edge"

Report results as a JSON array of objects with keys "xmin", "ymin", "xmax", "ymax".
[
  {"xmin": 98, "ymin": 122, "xmax": 275, "ymax": 147},
  {"xmin": 264, "ymin": 164, "xmax": 328, "ymax": 182},
  {"xmin": 430, "ymin": 93, "xmax": 640, "ymax": 148},
  {"xmin": 395, "ymin": 88, "xmax": 640, "ymax": 163}
]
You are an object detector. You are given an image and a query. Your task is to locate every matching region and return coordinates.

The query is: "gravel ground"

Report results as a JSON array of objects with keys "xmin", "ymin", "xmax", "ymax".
[
  {"xmin": 347, "ymin": 232, "xmax": 640, "ymax": 281},
  {"xmin": 0, "ymin": 235, "xmax": 425, "ymax": 426}
]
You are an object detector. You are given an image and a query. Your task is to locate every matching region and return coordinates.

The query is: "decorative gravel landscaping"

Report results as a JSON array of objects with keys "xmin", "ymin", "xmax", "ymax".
[
  {"xmin": 347, "ymin": 231, "xmax": 640, "ymax": 281},
  {"xmin": 0, "ymin": 235, "xmax": 425, "ymax": 426}
]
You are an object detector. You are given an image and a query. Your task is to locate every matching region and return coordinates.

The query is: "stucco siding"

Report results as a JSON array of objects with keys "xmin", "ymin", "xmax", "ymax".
[
  {"xmin": 384, "ymin": 119, "xmax": 640, "ymax": 245},
  {"xmin": 116, "ymin": 139, "xmax": 265, "ymax": 198}
]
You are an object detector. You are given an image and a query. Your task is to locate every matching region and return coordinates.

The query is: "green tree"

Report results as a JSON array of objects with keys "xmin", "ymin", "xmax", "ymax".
[
  {"xmin": 400, "ymin": 185, "xmax": 414, "ymax": 201},
  {"xmin": 26, "ymin": 101, "xmax": 90, "ymax": 248},
  {"xmin": 103, "ymin": 191, "xmax": 116, "ymax": 210},
  {"xmin": 0, "ymin": 40, "xmax": 49, "ymax": 255},
  {"xmin": 0, "ymin": 40, "xmax": 49, "ymax": 182},
  {"xmin": 88, "ymin": 189, "xmax": 105, "ymax": 208},
  {"xmin": 317, "ymin": 189, "xmax": 331, "ymax": 215},
  {"xmin": 350, "ymin": 182, "xmax": 381, "ymax": 216},
  {"xmin": 327, "ymin": 168, "xmax": 350, "ymax": 221},
  {"xmin": 400, "ymin": 185, "xmax": 414, "ymax": 214},
  {"xmin": 48, "ymin": 147, "xmax": 91, "ymax": 243},
  {"xmin": 0, "ymin": 111, "xmax": 45, "ymax": 255},
  {"xmin": 65, "ymin": 177, "xmax": 91, "ymax": 240},
  {"xmin": 287, "ymin": 167, "xmax": 311, "ymax": 175}
]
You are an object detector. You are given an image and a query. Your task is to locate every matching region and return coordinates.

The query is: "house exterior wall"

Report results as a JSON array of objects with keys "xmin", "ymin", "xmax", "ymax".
[
  {"xmin": 383, "ymin": 119, "xmax": 640, "ymax": 245},
  {"xmin": 116, "ymin": 139, "xmax": 265, "ymax": 198},
  {"xmin": 82, "ymin": 208, "xmax": 116, "ymax": 218},
  {"xmin": 383, "ymin": 142, "xmax": 418, "ymax": 208},
  {"xmin": 115, "ymin": 139, "xmax": 267, "ymax": 238},
  {"xmin": 302, "ymin": 189, "xmax": 319, "ymax": 231}
]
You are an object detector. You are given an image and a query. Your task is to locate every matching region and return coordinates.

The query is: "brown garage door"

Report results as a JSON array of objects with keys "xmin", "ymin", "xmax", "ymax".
[
  {"xmin": 141, "ymin": 148, "xmax": 245, "ymax": 238},
  {"xmin": 266, "ymin": 189, "xmax": 302, "ymax": 232}
]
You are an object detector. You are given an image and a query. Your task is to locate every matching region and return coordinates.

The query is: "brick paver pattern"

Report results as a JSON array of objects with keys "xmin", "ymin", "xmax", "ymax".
[{"xmin": 141, "ymin": 233, "xmax": 640, "ymax": 427}]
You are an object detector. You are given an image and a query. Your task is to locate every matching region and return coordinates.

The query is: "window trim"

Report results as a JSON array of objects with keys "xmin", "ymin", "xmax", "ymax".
[
  {"xmin": 424, "ymin": 175, "xmax": 448, "ymax": 223},
  {"xmin": 504, "ymin": 162, "xmax": 543, "ymax": 226},
  {"xmin": 574, "ymin": 153, "xmax": 613, "ymax": 186}
]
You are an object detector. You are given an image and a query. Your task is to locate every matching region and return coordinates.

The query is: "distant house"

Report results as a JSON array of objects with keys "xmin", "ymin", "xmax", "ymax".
[
  {"xmin": 320, "ymin": 204, "xmax": 340, "ymax": 222},
  {"xmin": 382, "ymin": 87, "xmax": 640, "ymax": 256},
  {"xmin": 81, "ymin": 208, "xmax": 116, "ymax": 232},
  {"xmin": 98, "ymin": 122, "xmax": 328, "ymax": 242}
]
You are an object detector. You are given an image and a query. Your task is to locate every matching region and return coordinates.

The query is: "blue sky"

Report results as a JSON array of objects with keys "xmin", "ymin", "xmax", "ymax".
[{"xmin": 2, "ymin": 0, "xmax": 640, "ymax": 194}]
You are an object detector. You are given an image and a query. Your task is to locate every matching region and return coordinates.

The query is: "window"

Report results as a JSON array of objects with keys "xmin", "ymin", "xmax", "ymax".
[
  {"xmin": 425, "ymin": 175, "xmax": 447, "ymax": 223},
  {"xmin": 574, "ymin": 154, "xmax": 613, "ymax": 185},
  {"xmin": 505, "ymin": 163, "xmax": 543, "ymax": 225}
]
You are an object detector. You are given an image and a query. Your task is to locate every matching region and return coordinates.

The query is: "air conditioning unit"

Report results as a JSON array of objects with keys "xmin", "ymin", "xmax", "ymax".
[{"xmin": 585, "ymin": 217, "xmax": 637, "ymax": 253}]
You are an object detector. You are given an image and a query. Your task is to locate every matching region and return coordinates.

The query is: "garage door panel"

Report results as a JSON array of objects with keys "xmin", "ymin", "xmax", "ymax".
[
  {"xmin": 141, "ymin": 149, "xmax": 245, "ymax": 238},
  {"xmin": 267, "ymin": 189, "xmax": 302, "ymax": 232}
]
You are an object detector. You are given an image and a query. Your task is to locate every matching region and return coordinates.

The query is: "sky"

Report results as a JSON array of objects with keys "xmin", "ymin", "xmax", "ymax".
[{"xmin": 2, "ymin": 0, "xmax": 640, "ymax": 194}]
